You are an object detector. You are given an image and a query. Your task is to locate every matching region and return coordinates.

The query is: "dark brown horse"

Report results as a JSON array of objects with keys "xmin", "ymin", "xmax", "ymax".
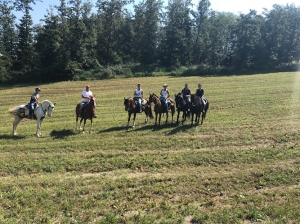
[
  {"xmin": 124, "ymin": 98, "xmax": 153, "ymax": 127},
  {"xmin": 175, "ymin": 93, "xmax": 190, "ymax": 125},
  {"xmin": 75, "ymin": 96, "xmax": 96, "ymax": 133},
  {"xmin": 190, "ymin": 94, "xmax": 209, "ymax": 126},
  {"xmin": 148, "ymin": 93, "xmax": 175, "ymax": 126}
]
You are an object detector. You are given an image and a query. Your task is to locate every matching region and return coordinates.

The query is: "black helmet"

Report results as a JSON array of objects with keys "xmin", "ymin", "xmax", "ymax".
[{"xmin": 35, "ymin": 87, "xmax": 41, "ymax": 91}]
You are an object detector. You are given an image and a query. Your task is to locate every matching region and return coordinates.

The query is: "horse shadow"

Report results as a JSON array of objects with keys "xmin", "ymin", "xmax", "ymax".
[
  {"xmin": 50, "ymin": 129, "xmax": 76, "ymax": 139},
  {"xmin": 166, "ymin": 124, "xmax": 192, "ymax": 135},
  {"xmin": 98, "ymin": 126, "xmax": 129, "ymax": 133},
  {"xmin": 0, "ymin": 134, "xmax": 26, "ymax": 139}
]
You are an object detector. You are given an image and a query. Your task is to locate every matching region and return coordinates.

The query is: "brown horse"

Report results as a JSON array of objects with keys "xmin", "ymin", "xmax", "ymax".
[
  {"xmin": 124, "ymin": 98, "xmax": 153, "ymax": 127},
  {"xmin": 148, "ymin": 93, "xmax": 175, "ymax": 126},
  {"xmin": 190, "ymin": 94, "xmax": 209, "ymax": 126},
  {"xmin": 75, "ymin": 96, "xmax": 96, "ymax": 133}
]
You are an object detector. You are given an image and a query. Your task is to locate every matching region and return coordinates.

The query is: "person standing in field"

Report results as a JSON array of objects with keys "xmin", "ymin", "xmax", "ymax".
[
  {"xmin": 29, "ymin": 87, "xmax": 41, "ymax": 119},
  {"xmin": 81, "ymin": 85, "xmax": 93, "ymax": 116},
  {"xmin": 196, "ymin": 83, "xmax": 206, "ymax": 113},
  {"xmin": 160, "ymin": 83, "xmax": 170, "ymax": 112},
  {"xmin": 134, "ymin": 83, "xmax": 143, "ymax": 113}
]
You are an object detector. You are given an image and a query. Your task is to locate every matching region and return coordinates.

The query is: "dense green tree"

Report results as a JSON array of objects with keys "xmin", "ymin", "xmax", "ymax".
[
  {"xmin": 160, "ymin": 0, "xmax": 193, "ymax": 68},
  {"xmin": 263, "ymin": 4, "xmax": 300, "ymax": 66},
  {"xmin": 134, "ymin": 0, "xmax": 163, "ymax": 66},
  {"xmin": 96, "ymin": 0, "xmax": 133, "ymax": 65},
  {"xmin": 191, "ymin": 0, "xmax": 210, "ymax": 64},
  {"xmin": 230, "ymin": 10, "xmax": 266, "ymax": 72}
]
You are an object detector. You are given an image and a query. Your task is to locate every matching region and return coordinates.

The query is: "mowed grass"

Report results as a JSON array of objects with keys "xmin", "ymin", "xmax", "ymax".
[{"xmin": 0, "ymin": 72, "xmax": 300, "ymax": 223}]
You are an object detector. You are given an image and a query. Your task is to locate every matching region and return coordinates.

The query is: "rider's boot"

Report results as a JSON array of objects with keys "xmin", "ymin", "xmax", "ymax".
[{"xmin": 29, "ymin": 110, "xmax": 33, "ymax": 119}]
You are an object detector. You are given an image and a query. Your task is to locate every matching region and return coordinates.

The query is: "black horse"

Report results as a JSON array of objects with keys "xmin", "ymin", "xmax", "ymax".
[
  {"xmin": 175, "ymin": 93, "xmax": 190, "ymax": 125},
  {"xmin": 190, "ymin": 94, "xmax": 209, "ymax": 126}
]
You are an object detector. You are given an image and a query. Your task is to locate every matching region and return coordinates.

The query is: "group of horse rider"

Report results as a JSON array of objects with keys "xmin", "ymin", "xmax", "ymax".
[
  {"xmin": 28, "ymin": 82, "xmax": 205, "ymax": 119},
  {"xmin": 133, "ymin": 82, "xmax": 206, "ymax": 113}
]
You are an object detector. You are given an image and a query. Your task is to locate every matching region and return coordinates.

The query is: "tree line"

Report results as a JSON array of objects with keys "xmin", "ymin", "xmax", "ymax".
[{"xmin": 0, "ymin": 0, "xmax": 300, "ymax": 84}]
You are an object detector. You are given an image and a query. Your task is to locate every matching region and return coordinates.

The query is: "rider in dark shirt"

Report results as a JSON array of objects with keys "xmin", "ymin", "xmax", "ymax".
[
  {"xmin": 181, "ymin": 83, "xmax": 191, "ymax": 109},
  {"xmin": 196, "ymin": 83, "xmax": 205, "ymax": 113}
]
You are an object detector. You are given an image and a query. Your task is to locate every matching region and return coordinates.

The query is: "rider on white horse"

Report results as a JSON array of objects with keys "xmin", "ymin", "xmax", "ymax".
[{"xmin": 29, "ymin": 87, "xmax": 41, "ymax": 119}]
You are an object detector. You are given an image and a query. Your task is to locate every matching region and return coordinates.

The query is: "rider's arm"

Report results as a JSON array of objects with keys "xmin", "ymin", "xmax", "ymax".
[
  {"xmin": 167, "ymin": 90, "xmax": 170, "ymax": 97},
  {"xmin": 133, "ymin": 90, "xmax": 137, "ymax": 96},
  {"xmin": 141, "ymin": 90, "xmax": 144, "ymax": 99}
]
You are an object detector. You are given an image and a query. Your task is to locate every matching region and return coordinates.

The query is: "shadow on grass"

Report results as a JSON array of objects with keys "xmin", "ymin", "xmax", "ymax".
[
  {"xmin": 50, "ymin": 129, "xmax": 76, "ymax": 139},
  {"xmin": 166, "ymin": 123, "xmax": 193, "ymax": 135},
  {"xmin": 98, "ymin": 126, "xmax": 129, "ymax": 133},
  {"xmin": 0, "ymin": 134, "xmax": 26, "ymax": 139}
]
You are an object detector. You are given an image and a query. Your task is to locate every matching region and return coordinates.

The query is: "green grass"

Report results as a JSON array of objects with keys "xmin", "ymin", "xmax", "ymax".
[{"xmin": 0, "ymin": 72, "xmax": 300, "ymax": 223}]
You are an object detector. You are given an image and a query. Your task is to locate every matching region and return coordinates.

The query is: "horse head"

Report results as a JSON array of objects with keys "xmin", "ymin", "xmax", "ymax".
[
  {"xmin": 175, "ymin": 93, "xmax": 185, "ymax": 108},
  {"xmin": 89, "ymin": 96, "xmax": 96, "ymax": 108},
  {"xmin": 149, "ymin": 93, "xmax": 159, "ymax": 105},
  {"xmin": 191, "ymin": 94, "xmax": 200, "ymax": 106},
  {"xmin": 124, "ymin": 97, "xmax": 135, "ymax": 111},
  {"xmin": 41, "ymin": 100, "xmax": 55, "ymax": 117}
]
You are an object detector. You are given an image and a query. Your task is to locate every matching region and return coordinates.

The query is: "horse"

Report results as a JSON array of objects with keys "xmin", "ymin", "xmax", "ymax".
[
  {"xmin": 175, "ymin": 93, "xmax": 190, "ymax": 125},
  {"xmin": 8, "ymin": 100, "xmax": 56, "ymax": 137},
  {"xmin": 148, "ymin": 93, "xmax": 175, "ymax": 126},
  {"xmin": 75, "ymin": 96, "xmax": 96, "ymax": 133},
  {"xmin": 124, "ymin": 98, "xmax": 153, "ymax": 127},
  {"xmin": 190, "ymin": 94, "xmax": 209, "ymax": 126}
]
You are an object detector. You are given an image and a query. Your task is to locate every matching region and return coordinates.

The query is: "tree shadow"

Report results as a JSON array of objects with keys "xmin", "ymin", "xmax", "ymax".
[
  {"xmin": 50, "ymin": 129, "xmax": 76, "ymax": 139},
  {"xmin": 0, "ymin": 134, "xmax": 26, "ymax": 139}
]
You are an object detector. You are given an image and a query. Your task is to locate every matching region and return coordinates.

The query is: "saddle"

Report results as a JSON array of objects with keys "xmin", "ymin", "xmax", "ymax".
[{"xmin": 134, "ymin": 99, "xmax": 147, "ymax": 106}]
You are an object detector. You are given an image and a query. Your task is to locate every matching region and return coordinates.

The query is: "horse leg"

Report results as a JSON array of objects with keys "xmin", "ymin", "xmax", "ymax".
[
  {"xmin": 176, "ymin": 111, "xmax": 180, "ymax": 124},
  {"xmin": 132, "ymin": 113, "xmax": 136, "ymax": 127},
  {"xmin": 89, "ymin": 118, "xmax": 93, "ymax": 133},
  {"xmin": 36, "ymin": 119, "xmax": 43, "ymax": 137},
  {"xmin": 159, "ymin": 113, "xmax": 162, "ymax": 126},
  {"xmin": 155, "ymin": 112, "xmax": 158, "ymax": 125},
  {"xmin": 165, "ymin": 111, "xmax": 168, "ymax": 124},
  {"xmin": 127, "ymin": 112, "xmax": 131, "ymax": 127},
  {"xmin": 82, "ymin": 119, "xmax": 87, "ymax": 134},
  {"xmin": 12, "ymin": 116, "xmax": 22, "ymax": 136},
  {"xmin": 190, "ymin": 113, "xmax": 194, "ymax": 127}
]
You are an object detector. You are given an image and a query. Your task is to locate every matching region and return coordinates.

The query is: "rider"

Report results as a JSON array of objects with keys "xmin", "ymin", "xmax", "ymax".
[
  {"xmin": 181, "ymin": 83, "xmax": 191, "ymax": 110},
  {"xmin": 196, "ymin": 83, "xmax": 206, "ymax": 113},
  {"xmin": 81, "ymin": 85, "xmax": 93, "ymax": 117},
  {"xmin": 134, "ymin": 83, "xmax": 143, "ymax": 113},
  {"xmin": 160, "ymin": 84, "xmax": 170, "ymax": 112},
  {"xmin": 29, "ymin": 87, "xmax": 41, "ymax": 119}
]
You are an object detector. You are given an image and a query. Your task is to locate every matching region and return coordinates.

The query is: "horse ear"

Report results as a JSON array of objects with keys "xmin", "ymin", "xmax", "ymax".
[{"xmin": 54, "ymin": 103, "xmax": 56, "ymax": 105}]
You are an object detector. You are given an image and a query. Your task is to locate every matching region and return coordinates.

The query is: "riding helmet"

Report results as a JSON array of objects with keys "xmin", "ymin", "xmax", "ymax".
[{"xmin": 36, "ymin": 87, "xmax": 41, "ymax": 91}]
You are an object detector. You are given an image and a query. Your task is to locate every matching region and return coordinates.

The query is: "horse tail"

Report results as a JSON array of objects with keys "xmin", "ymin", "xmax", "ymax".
[
  {"xmin": 203, "ymin": 101, "xmax": 209, "ymax": 119},
  {"xmin": 8, "ymin": 108, "xmax": 18, "ymax": 115}
]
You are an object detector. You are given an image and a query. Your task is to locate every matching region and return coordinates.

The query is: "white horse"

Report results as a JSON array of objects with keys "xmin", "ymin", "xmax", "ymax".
[{"xmin": 8, "ymin": 100, "xmax": 55, "ymax": 137}]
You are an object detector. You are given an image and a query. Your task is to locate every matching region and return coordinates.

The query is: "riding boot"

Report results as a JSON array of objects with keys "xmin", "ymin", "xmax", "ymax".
[{"xmin": 29, "ymin": 110, "xmax": 33, "ymax": 119}]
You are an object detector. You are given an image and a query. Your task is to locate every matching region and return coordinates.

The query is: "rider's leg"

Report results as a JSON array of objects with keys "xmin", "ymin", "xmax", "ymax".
[
  {"xmin": 29, "ymin": 103, "xmax": 34, "ymax": 119},
  {"xmin": 138, "ymin": 98, "xmax": 142, "ymax": 112},
  {"xmin": 80, "ymin": 102, "xmax": 85, "ymax": 116}
]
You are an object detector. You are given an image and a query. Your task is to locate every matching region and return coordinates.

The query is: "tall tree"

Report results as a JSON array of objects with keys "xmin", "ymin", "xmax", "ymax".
[
  {"xmin": 263, "ymin": 4, "xmax": 300, "ymax": 66},
  {"xmin": 96, "ymin": 0, "xmax": 133, "ymax": 65},
  {"xmin": 134, "ymin": 0, "xmax": 163, "ymax": 66},
  {"xmin": 191, "ymin": 0, "xmax": 210, "ymax": 64},
  {"xmin": 160, "ymin": 0, "xmax": 193, "ymax": 68},
  {"xmin": 14, "ymin": 0, "xmax": 39, "ymax": 70}
]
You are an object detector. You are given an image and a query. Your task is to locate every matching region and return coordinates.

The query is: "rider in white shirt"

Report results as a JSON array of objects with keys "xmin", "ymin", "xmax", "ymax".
[
  {"xmin": 160, "ymin": 84, "xmax": 170, "ymax": 111},
  {"xmin": 81, "ymin": 85, "xmax": 93, "ymax": 116},
  {"xmin": 134, "ymin": 83, "xmax": 143, "ymax": 113}
]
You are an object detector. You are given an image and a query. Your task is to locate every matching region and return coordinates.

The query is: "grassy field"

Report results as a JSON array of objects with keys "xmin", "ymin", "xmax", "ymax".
[{"xmin": 0, "ymin": 72, "xmax": 300, "ymax": 223}]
